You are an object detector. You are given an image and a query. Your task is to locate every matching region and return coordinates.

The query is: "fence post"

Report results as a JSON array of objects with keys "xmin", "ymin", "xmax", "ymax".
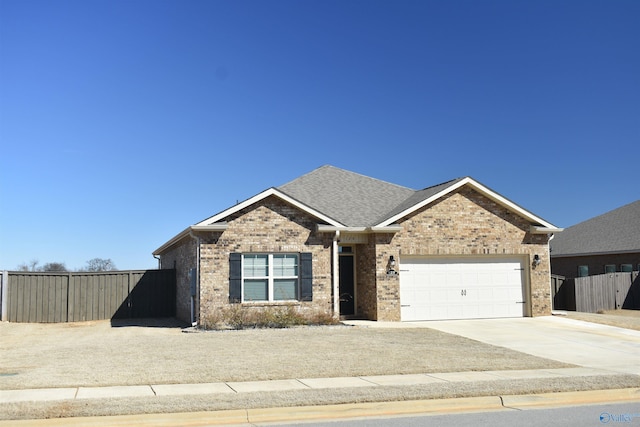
[
  {"xmin": 1, "ymin": 271, "xmax": 7, "ymax": 321},
  {"xmin": 128, "ymin": 271, "xmax": 133, "ymax": 318},
  {"xmin": 65, "ymin": 273, "xmax": 71, "ymax": 322}
]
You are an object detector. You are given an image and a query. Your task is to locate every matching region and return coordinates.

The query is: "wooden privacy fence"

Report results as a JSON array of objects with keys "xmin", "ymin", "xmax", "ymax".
[
  {"xmin": 1, "ymin": 269, "xmax": 175, "ymax": 323},
  {"xmin": 550, "ymin": 274, "xmax": 575, "ymax": 311},
  {"xmin": 574, "ymin": 271, "xmax": 640, "ymax": 313}
]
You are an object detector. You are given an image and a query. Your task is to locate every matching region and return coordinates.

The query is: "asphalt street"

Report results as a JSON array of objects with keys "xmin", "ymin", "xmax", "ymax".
[{"xmin": 266, "ymin": 402, "xmax": 640, "ymax": 427}]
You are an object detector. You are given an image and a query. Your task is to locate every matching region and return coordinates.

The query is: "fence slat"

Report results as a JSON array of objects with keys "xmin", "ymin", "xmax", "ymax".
[{"xmin": 5, "ymin": 270, "xmax": 175, "ymax": 323}]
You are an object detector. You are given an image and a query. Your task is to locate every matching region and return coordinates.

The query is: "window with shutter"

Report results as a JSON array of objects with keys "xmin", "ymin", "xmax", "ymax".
[{"xmin": 229, "ymin": 253, "xmax": 312, "ymax": 302}]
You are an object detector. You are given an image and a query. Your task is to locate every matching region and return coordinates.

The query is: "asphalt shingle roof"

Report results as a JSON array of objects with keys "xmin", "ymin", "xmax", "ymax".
[
  {"xmin": 550, "ymin": 200, "xmax": 640, "ymax": 256},
  {"xmin": 277, "ymin": 165, "xmax": 416, "ymax": 226}
]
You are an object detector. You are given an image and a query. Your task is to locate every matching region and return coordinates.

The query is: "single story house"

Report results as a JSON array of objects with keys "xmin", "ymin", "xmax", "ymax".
[
  {"xmin": 551, "ymin": 200, "xmax": 640, "ymax": 278},
  {"xmin": 153, "ymin": 165, "xmax": 562, "ymax": 325}
]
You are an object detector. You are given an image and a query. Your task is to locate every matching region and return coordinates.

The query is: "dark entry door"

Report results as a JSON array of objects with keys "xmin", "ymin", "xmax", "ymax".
[{"xmin": 339, "ymin": 255, "xmax": 355, "ymax": 316}]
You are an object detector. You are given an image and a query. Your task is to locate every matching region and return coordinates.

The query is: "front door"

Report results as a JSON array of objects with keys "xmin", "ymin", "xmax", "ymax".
[{"xmin": 339, "ymin": 250, "xmax": 355, "ymax": 316}]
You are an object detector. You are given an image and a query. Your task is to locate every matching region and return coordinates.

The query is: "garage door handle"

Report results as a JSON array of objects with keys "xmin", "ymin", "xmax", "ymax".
[
  {"xmin": 516, "ymin": 301, "xmax": 526, "ymax": 304},
  {"xmin": 401, "ymin": 305, "xmax": 410, "ymax": 307}
]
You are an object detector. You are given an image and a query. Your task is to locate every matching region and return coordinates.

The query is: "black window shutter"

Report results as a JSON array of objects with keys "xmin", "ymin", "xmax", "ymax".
[
  {"xmin": 229, "ymin": 253, "xmax": 242, "ymax": 303},
  {"xmin": 300, "ymin": 252, "xmax": 313, "ymax": 301}
]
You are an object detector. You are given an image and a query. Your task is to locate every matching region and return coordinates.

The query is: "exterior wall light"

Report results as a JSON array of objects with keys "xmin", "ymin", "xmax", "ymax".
[
  {"xmin": 387, "ymin": 255, "xmax": 398, "ymax": 276},
  {"xmin": 532, "ymin": 254, "xmax": 541, "ymax": 268}
]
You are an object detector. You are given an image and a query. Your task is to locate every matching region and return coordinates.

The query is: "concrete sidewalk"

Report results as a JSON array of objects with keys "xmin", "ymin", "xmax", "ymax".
[{"xmin": 0, "ymin": 366, "xmax": 621, "ymax": 404}]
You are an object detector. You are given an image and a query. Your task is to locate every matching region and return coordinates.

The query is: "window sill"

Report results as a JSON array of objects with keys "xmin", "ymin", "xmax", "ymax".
[{"xmin": 241, "ymin": 301, "xmax": 301, "ymax": 307}]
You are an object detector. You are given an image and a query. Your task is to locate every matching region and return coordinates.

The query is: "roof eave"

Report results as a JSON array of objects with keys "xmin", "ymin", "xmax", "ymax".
[
  {"xmin": 153, "ymin": 227, "xmax": 191, "ymax": 256},
  {"xmin": 317, "ymin": 225, "xmax": 403, "ymax": 233},
  {"xmin": 152, "ymin": 223, "xmax": 229, "ymax": 256},
  {"xmin": 550, "ymin": 248, "xmax": 640, "ymax": 258},
  {"xmin": 530, "ymin": 225, "xmax": 564, "ymax": 234}
]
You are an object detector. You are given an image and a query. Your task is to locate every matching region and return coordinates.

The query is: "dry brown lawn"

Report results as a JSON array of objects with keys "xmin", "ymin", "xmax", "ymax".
[
  {"xmin": 565, "ymin": 309, "xmax": 640, "ymax": 331},
  {"xmin": 0, "ymin": 319, "xmax": 571, "ymax": 390}
]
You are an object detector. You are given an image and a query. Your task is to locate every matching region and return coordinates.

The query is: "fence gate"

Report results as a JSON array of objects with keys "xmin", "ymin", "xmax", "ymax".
[
  {"xmin": 574, "ymin": 271, "xmax": 639, "ymax": 313},
  {"xmin": 1, "ymin": 270, "xmax": 176, "ymax": 323},
  {"xmin": 550, "ymin": 274, "xmax": 576, "ymax": 311}
]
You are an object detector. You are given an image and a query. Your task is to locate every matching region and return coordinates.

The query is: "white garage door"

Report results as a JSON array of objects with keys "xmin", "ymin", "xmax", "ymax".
[{"xmin": 400, "ymin": 257, "xmax": 526, "ymax": 321}]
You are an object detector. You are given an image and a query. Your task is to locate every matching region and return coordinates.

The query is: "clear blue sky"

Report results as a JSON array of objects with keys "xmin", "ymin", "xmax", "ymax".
[{"xmin": 1, "ymin": 0, "xmax": 638, "ymax": 271}]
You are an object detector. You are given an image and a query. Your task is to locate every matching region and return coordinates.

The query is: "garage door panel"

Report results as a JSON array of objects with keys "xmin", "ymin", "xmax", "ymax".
[{"xmin": 400, "ymin": 257, "xmax": 525, "ymax": 321}]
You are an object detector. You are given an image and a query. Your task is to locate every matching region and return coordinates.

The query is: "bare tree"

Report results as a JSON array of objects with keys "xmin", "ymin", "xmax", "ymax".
[
  {"xmin": 40, "ymin": 262, "xmax": 68, "ymax": 272},
  {"xmin": 16, "ymin": 260, "xmax": 40, "ymax": 271},
  {"xmin": 84, "ymin": 258, "xmax": 117, "ymax": 272}
]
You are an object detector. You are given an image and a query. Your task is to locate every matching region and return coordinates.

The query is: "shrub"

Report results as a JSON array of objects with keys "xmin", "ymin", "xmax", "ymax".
[{"xmin": 200, "ymin": 306, "xmax": 340, "ymax": 330}]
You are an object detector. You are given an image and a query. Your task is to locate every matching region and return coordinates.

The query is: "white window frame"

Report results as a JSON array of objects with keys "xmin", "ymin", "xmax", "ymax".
[{"xmin": 242, "ymin": 253, "xmax": 299, "ymax": 302}]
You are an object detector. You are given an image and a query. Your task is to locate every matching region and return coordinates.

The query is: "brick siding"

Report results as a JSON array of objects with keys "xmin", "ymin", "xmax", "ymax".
[
  {"xmin": 196, "ymin": 196, "xmax": 334, "ymax": 323},
  {"xmin": 356, "ymin": 188, "xmax": 552, "ymax": 320}
]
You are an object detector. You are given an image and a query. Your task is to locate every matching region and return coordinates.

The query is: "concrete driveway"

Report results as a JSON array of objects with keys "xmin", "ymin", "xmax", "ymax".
[{"xmin": 422, "ymin": 316, "xmax": 640, "ymax": 376}]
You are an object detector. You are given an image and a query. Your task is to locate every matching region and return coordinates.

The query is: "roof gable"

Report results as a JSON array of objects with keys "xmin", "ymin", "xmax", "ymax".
[
  {"xmin": 550, "ymin": 200, "xmax": 640, "ymax": 256},
  {"xmin": 373, "ymin": 178, "xmax": 465, "ymax": 225},
  {"xmin": 195, "ymin": 187, "xmax": 343, "ymax": 227},
  {"xmin": 375, "ymin": 176, "xmax": 558, "ymax": 229}
]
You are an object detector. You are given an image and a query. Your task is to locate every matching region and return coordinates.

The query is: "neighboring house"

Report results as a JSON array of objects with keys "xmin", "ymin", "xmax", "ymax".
[
  {"xmin": 551, "ymin": 200, "xmax": 640, "ymax": 279},
  {"xmin": 153, "ymin": 165, "xmax": 561, "ymax": 325}
]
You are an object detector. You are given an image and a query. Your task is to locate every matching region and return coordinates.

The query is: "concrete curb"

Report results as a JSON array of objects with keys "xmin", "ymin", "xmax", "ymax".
[
  {"xmin": 501, "ymin": 388, "xmax": 640, "ymax": 409},
  {"xmin": 2, "ymin": 388, "xmax": 639, "ymax": 426}
]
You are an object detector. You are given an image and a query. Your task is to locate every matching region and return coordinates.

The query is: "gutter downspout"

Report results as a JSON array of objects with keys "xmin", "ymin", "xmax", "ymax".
[
  {"xmin": 547, "ymin": 233, "xmax": 556, "ymax": 315},
  {"xmin": 153, "ymin": 254, "xmax": 161, "ymax": 269},
  {"xmin": 189, "ymin": 230, "xmax": 201, "ymax": 327},
  {"xmin": 333, "ymin": 230, "xmax": 340, "ymax": 317},
  {"xmin": 548, "ymin": 233, "xmax": 556, "ymax": 269}
]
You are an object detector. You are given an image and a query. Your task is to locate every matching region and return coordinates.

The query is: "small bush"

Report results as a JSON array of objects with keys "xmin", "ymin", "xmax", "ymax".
[{"xmin": 200, "ymin": 306, "xmax": 340, "ymax": 330}]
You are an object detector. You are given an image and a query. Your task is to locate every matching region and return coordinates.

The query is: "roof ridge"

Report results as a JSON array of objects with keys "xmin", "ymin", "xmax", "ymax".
[
  {"xmin": 331, "ymin": 165, "xmax": 415, "ymax": 192},
  {"xmin": 277, "ymin": 165, "xmax": 415, "ymax": 226},
  {"xmin": 278, "ymin": 164, "xmax": 415, "ymax": 192},
  {"xmin": 276, "ymin": 165, "xmax": 331, "ymax": 188}
]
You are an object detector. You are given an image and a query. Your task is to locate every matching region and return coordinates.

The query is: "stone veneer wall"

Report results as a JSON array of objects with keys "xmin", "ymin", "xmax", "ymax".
[
  {"xmin": 196, "ymin": 196, "xmax": 334, "ymax": 323},
  {"xmin": 373, "ymin": 188, "xmax": 551, "ymax": 321}
]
